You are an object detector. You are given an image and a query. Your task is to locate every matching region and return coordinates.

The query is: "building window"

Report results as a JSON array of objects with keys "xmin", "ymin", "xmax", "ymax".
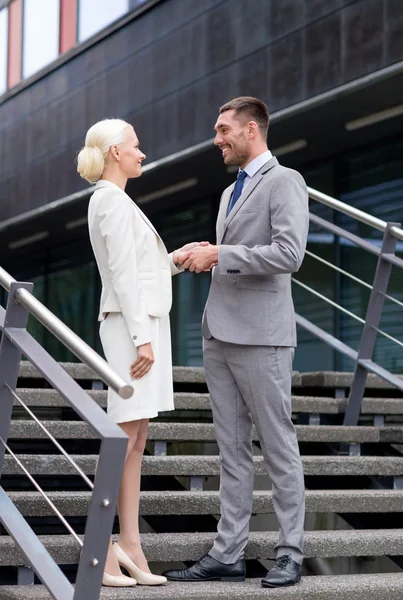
[
  {"xmin": 22, "ymin": 0, "xmax": 60, "ymax": 79},
  {"xmin": 78, "ymin": 0, "xmax": 129, "ymax": 42},
  {"xmin": 0, "ymin": 7, "xmax": 8, "ymax": 95}
]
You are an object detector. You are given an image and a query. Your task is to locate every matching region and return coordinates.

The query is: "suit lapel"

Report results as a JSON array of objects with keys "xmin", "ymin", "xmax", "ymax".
[
  {"xmin": 95, "ymin": 180, "xmax": 163, "ymax": 242},
  {"xmin": 132, "ymin": 202, "xmax": 162, "ymax": 242},
  {"xmin": 221, "ymin": 157, "xmax": 279, "ymax": 239},
  {"xmin": 217, "ymin": 185, "xmax": 234, "ymax": 243}
]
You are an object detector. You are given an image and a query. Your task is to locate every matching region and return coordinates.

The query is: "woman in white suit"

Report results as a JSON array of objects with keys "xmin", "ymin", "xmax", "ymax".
[{"xmin": 77, "ymin": 119, "xmax": 196, "ymax": 587}]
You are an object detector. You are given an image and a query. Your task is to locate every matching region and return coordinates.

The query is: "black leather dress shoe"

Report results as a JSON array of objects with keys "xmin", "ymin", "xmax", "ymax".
[
  {"xmin": 261, "ymin": 555, "xmax": 302, "ymax": 588},
  {"xmin": 162, "ymin": 553, "xmax": 246, "ymax": 582}
]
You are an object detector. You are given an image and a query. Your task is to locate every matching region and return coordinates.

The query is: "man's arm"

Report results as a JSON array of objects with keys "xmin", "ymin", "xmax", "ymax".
[{"xmin": 216, "ymin": 172, "xmax": 309, "ymax": 276}]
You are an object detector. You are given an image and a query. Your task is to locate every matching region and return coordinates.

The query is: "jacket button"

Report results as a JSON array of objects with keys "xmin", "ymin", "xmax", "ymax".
[{"xmin": 133, "ymin": 335, "xmax": 137, "ymax": 340}]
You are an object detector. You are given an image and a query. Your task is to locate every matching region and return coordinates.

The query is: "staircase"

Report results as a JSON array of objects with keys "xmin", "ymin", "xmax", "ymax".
[{"xmin": 1, "ymin": 362, "xmax": 403, "ymax": 599}]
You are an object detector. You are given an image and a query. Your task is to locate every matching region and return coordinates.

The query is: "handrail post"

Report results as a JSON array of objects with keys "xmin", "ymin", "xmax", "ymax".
[
  {"xmin": 344, "ymin": 223, "xmax": 400, "ymax": 426},
  {"xmin": 0, "ymin": 282, "xmax": 33, "ymax": 476},
  {"xmin": 73, "ymin": 436, "xmax": 127, "ymax": 600}
]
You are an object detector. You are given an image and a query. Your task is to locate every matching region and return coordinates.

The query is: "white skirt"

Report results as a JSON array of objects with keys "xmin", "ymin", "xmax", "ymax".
[{"xmin": 99, "ymin": 312, "xmax": 175, "ymax": 423}]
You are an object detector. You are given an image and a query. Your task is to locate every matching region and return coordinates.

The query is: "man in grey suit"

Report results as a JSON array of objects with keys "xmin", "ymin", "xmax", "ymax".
[{"xmin": 163, "ymin": 97, "xmax": 309, "ymax": 588}]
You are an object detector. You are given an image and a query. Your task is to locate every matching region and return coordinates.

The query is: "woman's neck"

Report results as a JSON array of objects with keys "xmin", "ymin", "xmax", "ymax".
[{"xmin": 100, "ymin": 168, "xmax": 128, "ymax": 191}]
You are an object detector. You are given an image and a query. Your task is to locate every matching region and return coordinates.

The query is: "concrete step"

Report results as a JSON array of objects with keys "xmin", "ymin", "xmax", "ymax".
[
  {"xmin": 17, "ymin": 362, "xmax": 208, "ymax": 384},
  {"xmin": 6, "ymin": 421, "xmax": 403, "ymax": 443},
  {"xmin": 12, "ymin": 389, "xmax": 403, "ymax": 415},
  {"xmin": 6, "ymin": 489, "xmax": 403, "ymax": 517},
  {"xmin": 2, "ymin": 573, "xmax": 403, "ymax": 600},
  {"xmin": 18, "ymin": 362, "xmax": 403, "ymax": 390},
  {"xmin": 4, "ymin": 454, "xmax": 403, "ymax": 477},
  {"xmin": 301, "ymin": 371, "xmax": 403, "ymax": 390},
  {"xmin": 1, "ymin": 530, "xmax": 402, "ymax": 565}
]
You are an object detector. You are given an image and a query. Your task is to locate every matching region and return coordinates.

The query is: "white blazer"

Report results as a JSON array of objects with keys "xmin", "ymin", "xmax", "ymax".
[{"xmin": 88, "ymin": 179, "xmax": 181, "ymax": 347}]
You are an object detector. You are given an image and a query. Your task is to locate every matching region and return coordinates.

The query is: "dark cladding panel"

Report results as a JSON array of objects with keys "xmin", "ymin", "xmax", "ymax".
[
  {"xmin": 101, "ymin": 23, "xmax": 133, "ymax": 69},
  {"xmin": 269, "ymin": 0, "xmax": 305, "ymax": 39},
  {"xmin": 206, "ymin": 63, "xmax": 240, "ymax": 123},
  {"xmin": 304, "ymin": 0, "xmax": 342, "ymax": 21},
  {"xmin": 236, "ymin": 46, "xmax": 271, "ymax": 105},
  {"xmin": 152, "ymin": 0, "xmax": 221, "ymax": 39},
  {"xmin": 205, "ymin": 3, "xmax": 237, "ymax": 72},
  {"xmin": 151, "ymin": 19, "xmax": 206, "ymax": 98},
  {"xmin": 67, "ymin": 85, "xmax": 87, "ymax": 140},
  {"xmin": 30, "ymin": 160, "xmax": 49, "ymax": 210},
  {"xmin": 176, "ymin": 84, "xmax": 200, "ymax": 151},
  {"xmin": 305, "ymin": 11, "xmax": 342, "ymax": 97},
  {"xmin": 104, "ymin": 60, "xmax": 130, "ymax": 119},
  {"xmin": 342, "ymin": 0, "xmax": 384, "ymax": 82},
  {"xmin": 385, "ymin": 0, "xmax": 403, "ymax": 64},
  {"xmin": 85, "ymin": 72, "xmax": 107, "ymax": 126},
  {"xmin": 47, "ymin": 95, "xmax": 70, "ymax": 154},
  {"xmin": 149, "ymin": 94, "xmax": 179, "ymax": 160},
  {"xmin": 127, "ymin": 46, "xmax": 153, "ymax": 112},
  {"xmin": 128, "ymin": 105, "xmax": 153, "ymax": 161},
  {"xmin": 236, "ymin": 0, "xmax": 272, "ymax": 56},
  {"xmin": 269, "ymin": 30, "xmax": 305, "ymax": 111}
]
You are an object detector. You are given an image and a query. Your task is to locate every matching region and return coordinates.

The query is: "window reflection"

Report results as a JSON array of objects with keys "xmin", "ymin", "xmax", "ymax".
[
  {"xmin": 23, "ymin": 0, "xmax": 60, "ymax": 79},
  {"xmin": 0, "ymin": 8, "xmax": 8, "ymax": 95},
  {"xmin": 78, "ymin": 0, "xmax": 129, "ymax": 42}
]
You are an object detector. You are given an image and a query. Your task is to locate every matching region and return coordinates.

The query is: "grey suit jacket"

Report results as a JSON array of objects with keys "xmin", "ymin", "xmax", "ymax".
[{"xmin": 202, "ymin": 157, "xmax": 309, "ymax": 347}]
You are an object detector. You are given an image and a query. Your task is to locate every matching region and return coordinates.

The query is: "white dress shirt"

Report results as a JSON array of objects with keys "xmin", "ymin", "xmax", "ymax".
[{"xmin": 241, "ymin": 149, "xmax": 273, "ymax": 192}]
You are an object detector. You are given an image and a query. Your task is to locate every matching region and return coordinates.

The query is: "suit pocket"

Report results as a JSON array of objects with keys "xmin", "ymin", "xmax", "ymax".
[
  {"xmin": 235, "ymin": 275, "xmax": 278, "ymax": 292},
  {"xmin": 138, "ymin": 269, "xmax": 156, "ymax": 280}
]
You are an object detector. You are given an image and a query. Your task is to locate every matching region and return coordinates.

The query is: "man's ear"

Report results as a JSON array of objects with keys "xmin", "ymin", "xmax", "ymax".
[{"xmin": 247, "ymin": 121, "xmax": 259, "ymax": 138}]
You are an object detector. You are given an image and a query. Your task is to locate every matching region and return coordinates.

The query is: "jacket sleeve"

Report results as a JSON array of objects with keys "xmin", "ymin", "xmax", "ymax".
[
  {"xmin": 98, "ymin": 194, "xmax": 152, "ymax": 347},
  {"xmin": 168, "ymin": 252, "xmax": 184, "ymax": 276},
  {"xmin": 216, "ymin": 171, "xmax": 309, "ymax": 276}
]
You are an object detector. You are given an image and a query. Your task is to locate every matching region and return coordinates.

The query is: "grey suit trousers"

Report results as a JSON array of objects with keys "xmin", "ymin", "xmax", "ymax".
[{"xmin": 204, "ymin": 337, "xmax": 305, "ymax": 565}]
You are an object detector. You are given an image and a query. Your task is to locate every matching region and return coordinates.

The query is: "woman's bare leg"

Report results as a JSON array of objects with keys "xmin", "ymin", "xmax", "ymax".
[
  {"xmin": 117, "ymin": 418, "xmax": 150, "ymax": 572},
  {"xmin": 103, "ymin": 419, "xmax": 142, "ymax": 576}
]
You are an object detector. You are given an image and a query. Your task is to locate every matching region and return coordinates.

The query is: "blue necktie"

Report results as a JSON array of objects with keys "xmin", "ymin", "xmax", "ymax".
[{"xmin": 226, "ymin": 170, "xmax": 247, "ymax": 216}]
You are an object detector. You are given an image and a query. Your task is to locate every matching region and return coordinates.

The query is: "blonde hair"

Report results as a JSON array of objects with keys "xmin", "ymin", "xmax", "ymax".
[{"xmin": 76, "ymin": 118, "xmax": 131, "ymax": 183}]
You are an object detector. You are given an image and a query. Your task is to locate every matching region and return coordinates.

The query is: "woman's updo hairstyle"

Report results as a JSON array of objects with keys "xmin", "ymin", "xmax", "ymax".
[{"xmin": 77, "ymin": 118, "xmax": 131, "ymax": 184}]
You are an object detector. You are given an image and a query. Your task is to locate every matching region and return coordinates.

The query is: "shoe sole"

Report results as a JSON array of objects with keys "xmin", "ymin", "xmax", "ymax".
[
  {"xmin": 166, "ymin": 576, "xmax": 246, "ymax": 582},
  {"xmin": 261, "ymin": 577, "xmax": 301, "ymax": 588}
]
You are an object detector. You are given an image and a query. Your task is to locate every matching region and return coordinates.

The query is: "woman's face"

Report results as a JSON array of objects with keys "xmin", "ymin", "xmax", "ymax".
[{"xmin": 115, "ymin": 126, "xmax": 146, "ymax": 178}]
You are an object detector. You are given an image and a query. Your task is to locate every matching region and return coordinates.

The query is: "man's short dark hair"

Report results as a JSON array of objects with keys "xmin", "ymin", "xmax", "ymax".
[{"xmin": 219, "ymin": 96, "xmax": 269, "ymax": 137}]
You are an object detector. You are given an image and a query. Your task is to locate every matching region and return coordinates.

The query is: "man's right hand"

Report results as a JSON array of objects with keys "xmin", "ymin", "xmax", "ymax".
[{"xmin": 130, "ymin": 342, "xmax": 155, "ymax": 379}]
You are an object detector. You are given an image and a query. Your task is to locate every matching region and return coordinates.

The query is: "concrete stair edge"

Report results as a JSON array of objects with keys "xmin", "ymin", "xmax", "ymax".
[
  {"xmin": 12, "ymin": 389, "xmax": 403, "ymax": 414},
  {"xmin": 2, "ymin": 573, "xmax": 403, "ymax": 600},
  {"xmin": 5, "ymin": 489, "xmax": 403, "ymax": 517},
  {"xmin": 4, "ymin": 454, "xmax": 403, "ymax": 477},
  {"xmin": 1, "ymin": 530, "xmax": 403, "ymax": 565},
  {"xmin": 7, "ymin": 421, "xmax": 403, "ymax": 443}
]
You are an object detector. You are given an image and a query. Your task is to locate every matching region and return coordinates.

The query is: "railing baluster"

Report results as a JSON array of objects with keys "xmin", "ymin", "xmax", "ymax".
[
  {"xmin": 0, "ymin": 282, "xmax": 33, "ymax": 478},
  {"xmin": 344, "ymin": 223, "xmax": 400, "ymax": 426}
]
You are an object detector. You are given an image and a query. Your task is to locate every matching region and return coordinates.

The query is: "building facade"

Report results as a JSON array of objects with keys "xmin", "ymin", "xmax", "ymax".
[{"xmin": 0, "ymin": 0, "xmax": 402, "ymax": 372}]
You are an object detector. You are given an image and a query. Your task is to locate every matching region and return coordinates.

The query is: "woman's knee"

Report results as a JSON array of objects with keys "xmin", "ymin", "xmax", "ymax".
[{"xmin": 133, "ymin": 419, "xmax": 149, "ymax": 452}]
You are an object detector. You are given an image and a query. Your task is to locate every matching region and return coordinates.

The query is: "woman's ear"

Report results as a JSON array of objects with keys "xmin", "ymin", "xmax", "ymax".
[{"xmin": 110, "ymin": 144, "xmax": 120, "ymax": 162}]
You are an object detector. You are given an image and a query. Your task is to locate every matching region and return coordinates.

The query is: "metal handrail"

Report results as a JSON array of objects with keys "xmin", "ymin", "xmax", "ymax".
[
  {"xmin": 305, "ymin": 250, "xmax": 403, "ymax": 309},
  {"xmin": 308, "ymin": 187, "xmax": 403, "ymax": 242},
  {"xmin": 7, "ymin": 385, "xmax": 94, "ymax": 489},
  {"xmin": 0, "ymin": 266, "xmax": 133, "ymax": 400},
  {"xmin": 0, "ymin": 437, "xmax": 84, "ymax": 548},
  {"xmin": 292, "ymin": 278, "xmax": 366, "ymax": 324}
]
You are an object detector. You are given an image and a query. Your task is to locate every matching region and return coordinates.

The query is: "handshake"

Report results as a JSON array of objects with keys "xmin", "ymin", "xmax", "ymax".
[{"xmin": 173, "ymin": 242, "xmax": 218, "ymax": 274}]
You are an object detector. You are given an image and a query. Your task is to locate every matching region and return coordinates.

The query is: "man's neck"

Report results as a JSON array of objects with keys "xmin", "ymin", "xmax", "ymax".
[{"xmin": 240, "ymin": 146, "xmax": 269, "ymax": 170}]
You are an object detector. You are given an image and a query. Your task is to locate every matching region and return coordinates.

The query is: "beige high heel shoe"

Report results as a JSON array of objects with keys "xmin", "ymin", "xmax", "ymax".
[
  {"xmin": 102, "ymin": 571, "xmax": 137, "ymax": 587},
  {"xmin": 112, "ymin": 543, "xmax": 167, "ymax": 586}
]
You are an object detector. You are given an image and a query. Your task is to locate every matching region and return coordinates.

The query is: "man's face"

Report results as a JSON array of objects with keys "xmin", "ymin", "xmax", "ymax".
[{"xmin": 214, "ymin": 109, "xmax": 251, "ymax": 167}]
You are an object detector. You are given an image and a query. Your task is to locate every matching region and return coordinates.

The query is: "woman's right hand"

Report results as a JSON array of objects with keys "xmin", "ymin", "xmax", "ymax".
[{"xmin": 130, "ymin": 342, "xmax": 155, "ymax": 379}]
